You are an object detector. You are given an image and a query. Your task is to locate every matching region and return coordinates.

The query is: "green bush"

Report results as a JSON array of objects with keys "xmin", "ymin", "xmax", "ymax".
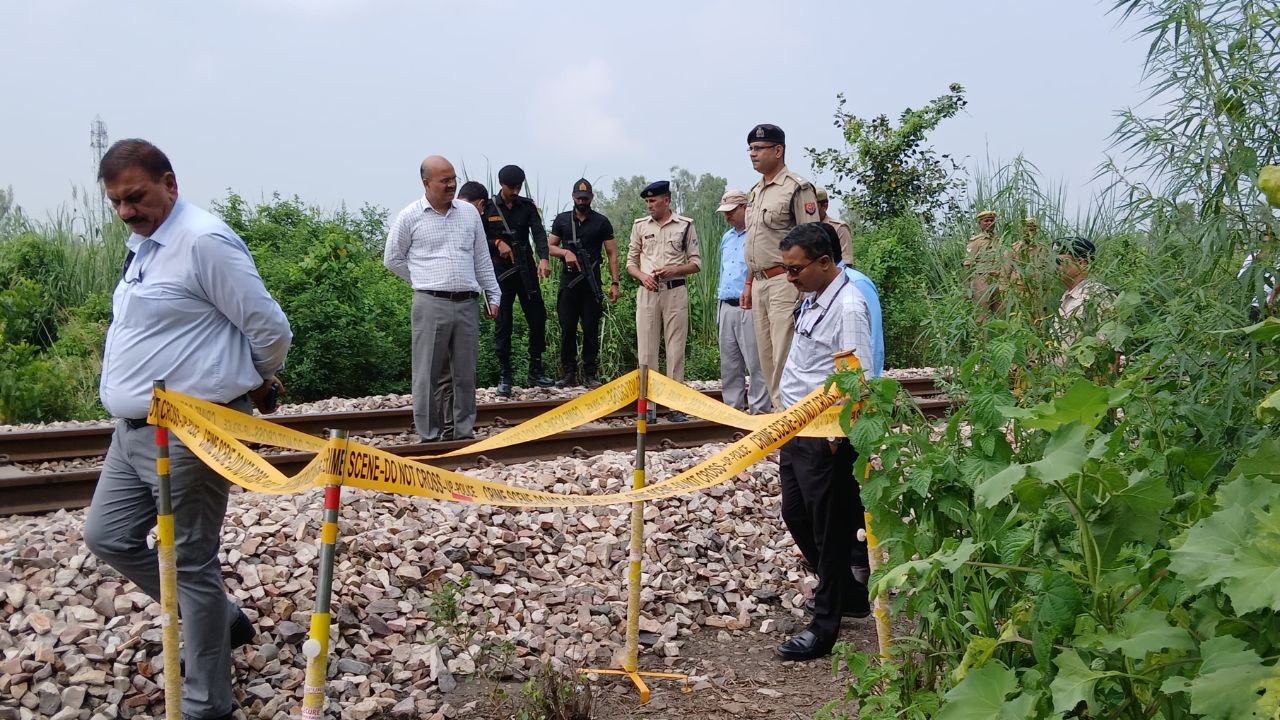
[
  {"xmin": 852, "ymin": 215, "xmax": 932, "ymax": 368},
  {"xmin": 217, "ymin": 193, "xmax": 413, "ymax": 402}
]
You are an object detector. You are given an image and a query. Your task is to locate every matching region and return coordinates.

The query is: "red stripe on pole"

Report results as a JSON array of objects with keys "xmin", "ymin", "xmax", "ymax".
[
  {"xmin": 637, "ymin": 397, "xmax": 647, "ymax": 413},
  {"xmin": 324, "ymin": 485, "xmax": 341, "ymax": 509},
  {"xmin": 155, "ymin": 427, "xmax": 168, "ymax": 445}
]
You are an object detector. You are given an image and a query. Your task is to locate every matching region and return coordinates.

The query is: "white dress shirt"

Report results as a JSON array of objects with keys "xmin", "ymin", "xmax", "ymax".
[
  {"xmin": 779, "ymin": 274, "xmax": 874, "ymax": 408},
  {"xmin": 100, "ymin": 198, "xmax": 292, "ymax": 419}
]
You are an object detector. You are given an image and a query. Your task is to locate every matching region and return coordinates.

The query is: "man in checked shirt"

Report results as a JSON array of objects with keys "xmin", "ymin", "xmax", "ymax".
[{"xmin": 773, "ymin": 223, "xmax": 874, "ymax": 662}]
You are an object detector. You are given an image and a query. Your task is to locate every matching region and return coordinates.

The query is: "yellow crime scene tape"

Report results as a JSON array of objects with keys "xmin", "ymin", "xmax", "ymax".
[
  {"xmin": 407, "ymin": 371, "xmax": 641, "ymax": 459},
  {"xmin": 644, "ymin": 373, "xmax": 848, "ymax": 437},
  {"xmin": 146, "ymin": 374, "xmax": 853, "ymax": 508}
]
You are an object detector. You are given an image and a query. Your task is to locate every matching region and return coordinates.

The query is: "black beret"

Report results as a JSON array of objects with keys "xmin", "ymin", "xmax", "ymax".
[
  {"xmin": 572, "ymin": 178, "xmax": 593, "ymax": 198},
  {"xmin": 640, "ymin": 180, "xmax": 671, "ymax": 199},
  {"xmin": 498, "ymin": 165, "xmax": 525, "ymax": 188},
  {"xmin": 748, "ymin": 124, "xmax": 785, "ymax": 145},
  {"xmin": 1056, "ymin": 236, "xmax": 1097, "ymax": 259}
]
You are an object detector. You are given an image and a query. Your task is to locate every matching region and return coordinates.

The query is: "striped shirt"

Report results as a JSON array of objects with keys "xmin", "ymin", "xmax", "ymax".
[
  {"xmin": 383, "ymin": 197, "xmax": 502, "ymax": 303},
  {"xmin": 779, "ymin": 274, "xmax": 874, "ymax": 408}
]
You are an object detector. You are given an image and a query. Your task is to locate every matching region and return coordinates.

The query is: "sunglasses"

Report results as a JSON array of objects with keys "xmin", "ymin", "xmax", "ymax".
[{"xmin": 783, "ymin": 256, "xmax": 828, "ymax": 276}]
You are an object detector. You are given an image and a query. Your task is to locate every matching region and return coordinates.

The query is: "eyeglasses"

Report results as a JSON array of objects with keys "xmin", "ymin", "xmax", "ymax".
[
  {"xmin": 747, "ymin": 143, "xmax": 780, "ymax": 152},
  {"xmin": 783, "ymin": 256, "xmax": 827, "ymax": 276}
]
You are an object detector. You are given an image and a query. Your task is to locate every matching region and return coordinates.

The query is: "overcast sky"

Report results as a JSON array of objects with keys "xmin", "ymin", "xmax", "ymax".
[{"xmin": 0, "ymin": 1, "xmax": 1149, "ymax": 220}]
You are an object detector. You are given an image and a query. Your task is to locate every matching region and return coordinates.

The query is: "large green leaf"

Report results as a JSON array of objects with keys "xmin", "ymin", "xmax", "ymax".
[
  {"xmin": 1160, "ymin": 635, "xmax": 1280, "ymax": 719},
  {"xmin": 1000, "ymin": 381, "xmax": 1128, "ymax": 431},
  {"xmin": 1259, "ymin": 386, "xmax": 1280, "ymax": 419},
  {"xmin": 1171, "ymin": 476, "xmax": 1280, "ymax": 613},
  {"xmin": 1031, "ymin": 572, "xmax": 1082, "ymax": 667},
  {"xmin": 1027, "ymin": 423, "xmax": 1089, "ymax": 483},
  {"xmin": 976, "ymin": 462, "xmax": 1027, "ymax": 508},
  {"xmin": 1241, "ymin": 315, "xmax": 1280, "ymax": 342},
  {"xmin": 1049, "ymin": 649, "xmax": 1118, "ymax": 715},
  {"xmin": 937, "ymin": 662, "xmax": 1035, "ymax": 720},
  {"xmin": 1091, "ymin": 470, "xmax": 1174, "ymax": 565},
  {"xmin": 1096, "ymin": 607, "xmax": 1194, "ymax": 659}
]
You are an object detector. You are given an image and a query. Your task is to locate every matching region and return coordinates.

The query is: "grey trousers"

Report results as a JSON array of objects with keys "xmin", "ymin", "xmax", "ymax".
[
  {"xmin": 412, "ymin": 292, "xmax": 479, "ymax": 441},
  {"xmin": 84, "ymin": 405, "xmax": 250, "ymax": 719},
  {"xmin": 718, "ymin": 301, "xmax": 772, "ymax": 414}
]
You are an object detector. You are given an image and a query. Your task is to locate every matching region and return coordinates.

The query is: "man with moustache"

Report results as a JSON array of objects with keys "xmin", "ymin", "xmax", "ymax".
[
  {"xmin": 626, "ymin": 180, "xmax": 701, "ymax": 421},
  {"xmin": 773, "ymin": 222, "xmax": 874, "ymax": 661},
  {"xmin": 743, "ymin": 123, "xmax": 821, "ymax": 410},
  {"xmin": 384, "ymin": 155, "xmax": 501, "ymax": 442},
  {"xmin": 548, "ymin": 178, "xmax": 621, "ymax": 388},
  {"xmin": 84, "ymin": 138, "xmax": 292, "ymax": 720}
]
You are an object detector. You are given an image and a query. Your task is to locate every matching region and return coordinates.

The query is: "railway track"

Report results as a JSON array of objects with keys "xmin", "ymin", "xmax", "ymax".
[{"xmin": 1, "ymin": 378, "xmax": 944, "ymax": 515}]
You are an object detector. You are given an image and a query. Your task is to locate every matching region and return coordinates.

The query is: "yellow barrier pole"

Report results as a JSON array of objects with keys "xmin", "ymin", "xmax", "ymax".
[
  {"xmin": 152, "ymin": 380, "xmax": 182, "ymax": 720},
  {"xmin": 301, "ymin": 430, "xmax": 349, "ymax": 719},
  {"xmin": 625, "ymin": 364, "xmax": 648, "ymax": 677},
  {"xmin": 860, "ymin": 502, "xmax": 891, "ymax": 660},
  {"xmin": 830, "ymin": 352, "xmax": 891, "ymax": 660},
  {"xmin": 580, "ymin": 365, "xmax": 687, "ymax": 703}
]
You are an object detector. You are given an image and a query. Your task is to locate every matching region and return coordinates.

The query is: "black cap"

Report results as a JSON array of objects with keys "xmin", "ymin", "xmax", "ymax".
[
  {"xmin": 1056, "ymin": 236, "xmax": 1097, "ymax": 260},
  {"xmin": 640, "ymin": 180, "xmax": 671, "ymax": 199},
  {"xmin": 748, "ymin": 124, "xmax": 785, "ymax": 145},
  {"xmin": 572, "ymin": 178, "xmax": 593, "ymax": 198},
  {"xmin": 498, "ymin": 165, "xmax": 525, "ymax": 188}
]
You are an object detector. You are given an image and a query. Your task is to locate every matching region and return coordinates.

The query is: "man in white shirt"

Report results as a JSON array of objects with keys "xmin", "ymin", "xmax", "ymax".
[
  {"xmin": 384, "ymin": 155, "xmax": 501, "ymax": 442},
  {"xmin": 773, "ymin": 223, "xmax": 874, "ymax": 662},
  {"xmin": 84, "ymin": 139, "xmax": 292, "ymax": 720}
]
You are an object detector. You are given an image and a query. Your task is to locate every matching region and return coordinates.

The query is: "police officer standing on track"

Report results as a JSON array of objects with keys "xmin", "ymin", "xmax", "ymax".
[
  {"xmin": 626, "ymin": 180, "xmax": 701, "ymax": 422},
  {"xmin": 548, "ymin": 178, "xmax": 621, "ymax": 389},
  {"xmin": 743, "ymin": 123, "xmax": 821, "ymax": 410},
  {"xmin": 485, "ymin": 164, "xmax": 554, "ymax": 397}
]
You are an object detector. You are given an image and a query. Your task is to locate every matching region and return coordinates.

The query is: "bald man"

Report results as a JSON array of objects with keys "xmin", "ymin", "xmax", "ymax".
[{"xmin": 385, "ymin": 155, "xmax": 501, "ymax": 442}]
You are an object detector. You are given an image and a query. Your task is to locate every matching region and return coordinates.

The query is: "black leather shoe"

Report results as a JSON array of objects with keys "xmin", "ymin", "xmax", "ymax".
[
  {"xmin": 528, "ymin": 372, "xmax": 556, "ymax": 388},
  {"xmin": 555, "ymin": 372, "xmax": 577, "ymax": 388},
  {"xmin": 185, "ymin": 711, "xmax": 235, "ymax": 720},
  {"xmin": 230, "ymin": 608, "xmax": 256, "ymax": 649},
  {"xmin": 665, "ymin": 411, "xmax": 691, "ymax": 422},
  {"xmin": 776, "ymin": 630, "xmax": 835, "ymax": 661},
  {"xmin": 584, "ymin": 376, "xmax": 602, "ymax": 389},
  {"xmin": 805, "ymin": 598, "xmax": 872, "ymax": 618},
  {"xmin": 497, "ymin": 379, "xmax": 513, "ymax": 397},
  {"xmin": 853, "ymin": 565, "xmax": 870, "ymax": 585}
]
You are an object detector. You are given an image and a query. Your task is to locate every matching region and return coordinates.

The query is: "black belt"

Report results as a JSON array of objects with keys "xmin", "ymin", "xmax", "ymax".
[
  {"xmin": 662, "ymin": 279, "xmax": 686, "ymax": 290},
  {"xmin": 419, "ymin": 289, "xmax": 479, "ymax": 301},
  {"xmin": 123, "ymin": 394, "xmax": 249, "ymax": 429},
  {"xmin": 720, "ymin": 298, "xmax": 741, "ymax": 307}
]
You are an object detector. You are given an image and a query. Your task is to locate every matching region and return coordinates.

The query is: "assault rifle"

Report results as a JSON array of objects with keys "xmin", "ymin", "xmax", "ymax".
[{"xmin": 563, "ymin": 210, "xmax": 603, "ymax": 304}]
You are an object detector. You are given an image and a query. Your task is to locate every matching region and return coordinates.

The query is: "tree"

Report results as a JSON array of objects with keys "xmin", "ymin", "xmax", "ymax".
[
  {"xmin": 807, "ymin": 83, "xmax": 968, "ymax": 227},
  {"xmin": 669, "ymin": 167, "xmax": 727, "ymax": 221}
]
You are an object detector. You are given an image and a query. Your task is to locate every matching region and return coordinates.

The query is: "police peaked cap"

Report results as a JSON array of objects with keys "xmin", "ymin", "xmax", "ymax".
[
  {"xmin": 640, "ymin": 180, "xmax": 671, "ymax": 198},
  {"xmin": 748, "ymin": 124, "xmax": 785, "ymax": 145}
]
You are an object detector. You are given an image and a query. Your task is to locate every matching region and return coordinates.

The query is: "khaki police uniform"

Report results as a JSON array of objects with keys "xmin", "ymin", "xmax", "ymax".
[
  {"xmin": 745, "ymin": 165, "xmax": 819, "ymax": 409},
  {"xmin": 627, "ymin": 212, "xmax": 700, "ymax": 382},
  {"xmin": 823, "ymin": 217, "xmax": 854, "ymax": 265}
]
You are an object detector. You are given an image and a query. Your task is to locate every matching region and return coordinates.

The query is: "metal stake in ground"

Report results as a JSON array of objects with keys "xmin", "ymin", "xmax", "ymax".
[
  {"xmin": 301, "ymin": 429, "xmax": 349, "ymax": 719},
  {"xmin": 580, "ymin": 365, "xmax": 689, "ymax": 703},
  {"xmin": 152, "ymin": 380, "xmax": 182, "ymax": 720}
]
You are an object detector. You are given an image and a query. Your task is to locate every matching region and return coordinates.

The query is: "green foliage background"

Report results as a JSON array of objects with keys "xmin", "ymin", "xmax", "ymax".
[{"xmin": 0, "ymin": 168, "xmax": 730, "ymax": 422}]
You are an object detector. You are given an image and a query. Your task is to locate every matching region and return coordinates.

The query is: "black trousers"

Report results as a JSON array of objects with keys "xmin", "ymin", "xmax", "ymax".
[
  {"xmin": 779, "ymin": 436, "xmax": 869, "ymax": 640},
  {"xmin": 557, "ymin": 281, "xmax": 602, "ymax": 377},
  {"xmin": 495, "ymin": 272, "xmax": 547, "ymax": 375}
]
